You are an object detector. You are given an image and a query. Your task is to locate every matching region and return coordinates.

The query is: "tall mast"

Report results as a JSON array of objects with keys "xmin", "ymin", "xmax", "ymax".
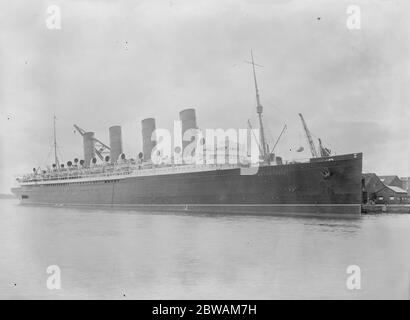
[
  {"xmin": 249, "ymin": 50, "xmax": 268, "ymax": 159},
  {"xmin": 53, "ymin": 114, "xmax": 59, "ymax": 168}
]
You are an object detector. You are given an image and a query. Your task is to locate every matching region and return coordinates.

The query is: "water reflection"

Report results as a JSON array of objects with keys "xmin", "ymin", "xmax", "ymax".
[{"xmin": 0, "ymin": 199, "xmax": 409, "ymax": 299}]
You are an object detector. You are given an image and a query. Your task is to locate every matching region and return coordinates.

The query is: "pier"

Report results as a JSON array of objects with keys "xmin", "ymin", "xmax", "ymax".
[{"xmin": 362, "ymin": 204, "xmax": 410, "ymax": 214}]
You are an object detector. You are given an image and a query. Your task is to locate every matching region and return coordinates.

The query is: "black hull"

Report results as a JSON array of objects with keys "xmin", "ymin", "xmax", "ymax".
[{"xmin": 12, "ymin": 153, "xmax": 363, "ymax": 216}]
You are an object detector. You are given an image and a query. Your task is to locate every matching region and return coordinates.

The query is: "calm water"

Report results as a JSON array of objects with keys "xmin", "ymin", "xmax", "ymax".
[{"xmin": 0, "ymin": 199, "xmax": 409, "ymax": 300}]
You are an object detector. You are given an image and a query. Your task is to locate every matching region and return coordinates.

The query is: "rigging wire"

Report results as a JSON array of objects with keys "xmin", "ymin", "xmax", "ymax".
[{"xmin": 41, "ymin": 143, "xmax": 54, "ymax": 168}]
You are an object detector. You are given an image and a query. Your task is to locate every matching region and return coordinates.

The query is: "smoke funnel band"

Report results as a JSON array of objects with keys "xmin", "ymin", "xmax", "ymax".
[
  {"xmin": 141, "ymin": 118, "xmax": 156, "ymax": 162},
  {"xmin": 179, "ymin": 108, "xmax": 197, "ymax": 155},
  {"xmin": 83, "ymin": 132, "xmax": 95, "ymax": 167},
  {"xmin": 109, "ymin": 125, "xmax": 123, "ymax": 164}
]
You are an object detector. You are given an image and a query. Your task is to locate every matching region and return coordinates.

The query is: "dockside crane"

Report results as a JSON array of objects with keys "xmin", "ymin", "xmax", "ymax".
[
  {"xmin": 73, "ymin": 124, "xmax": 111, "ymax": 161},
  {"xmin": 298, "ymin": 113, "xmax": 319, "ymax": 158},
  {"xmin": 318, "ymin": 138, "xmax": 331, "ymax": 157}
]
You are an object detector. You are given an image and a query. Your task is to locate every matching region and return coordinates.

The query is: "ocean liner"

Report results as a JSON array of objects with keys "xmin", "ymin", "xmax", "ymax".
[{"xmin": 11, "ymin": 54, "xmax": 363, "ymax": 216}]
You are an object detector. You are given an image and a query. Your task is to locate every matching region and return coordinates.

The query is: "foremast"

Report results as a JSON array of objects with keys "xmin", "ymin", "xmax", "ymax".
[{"xmin": 53, "ymin": 114, "xmax": 60, "ymax": 169}]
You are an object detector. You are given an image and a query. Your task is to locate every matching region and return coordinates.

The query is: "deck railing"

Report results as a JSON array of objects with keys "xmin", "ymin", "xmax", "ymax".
[
  {"xmin": 17, "ymin": 163, "xmax": 244, "ymax": 184},
  {"xmin": 16, "ymin": 154, "xmax": 345, "ymax": 185}
]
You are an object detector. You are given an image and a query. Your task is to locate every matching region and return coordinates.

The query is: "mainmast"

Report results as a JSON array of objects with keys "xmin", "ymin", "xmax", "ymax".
[
  {"xmin": 53, "ymin": 114, "xmax": 60, "ymax": 168},
  {"xmin": 248, "ymin": 50, "xmax": 268, "ymax": 160}
]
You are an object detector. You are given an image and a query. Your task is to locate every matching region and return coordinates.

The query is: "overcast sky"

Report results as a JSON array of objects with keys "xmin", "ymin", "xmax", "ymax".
[{"xmin": 0, "ymin": 0, "xmax": 409, "ymax": 193}]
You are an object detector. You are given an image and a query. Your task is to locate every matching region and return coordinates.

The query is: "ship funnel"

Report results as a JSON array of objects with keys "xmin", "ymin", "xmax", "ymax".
[
  {"xmin": 141, "ymin": 118, "xmax": 156, "ymax": 162},
  {"xmin": 179, "ymin": 108, "xmax": 197, "ymax": 154},
  {"xmin": 83, "ymin": 132, "xmax": 95, "ymax": 167},
  {"xmin": 109, "ymin": 125, "xmax": 123, "ymax": 164}
]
